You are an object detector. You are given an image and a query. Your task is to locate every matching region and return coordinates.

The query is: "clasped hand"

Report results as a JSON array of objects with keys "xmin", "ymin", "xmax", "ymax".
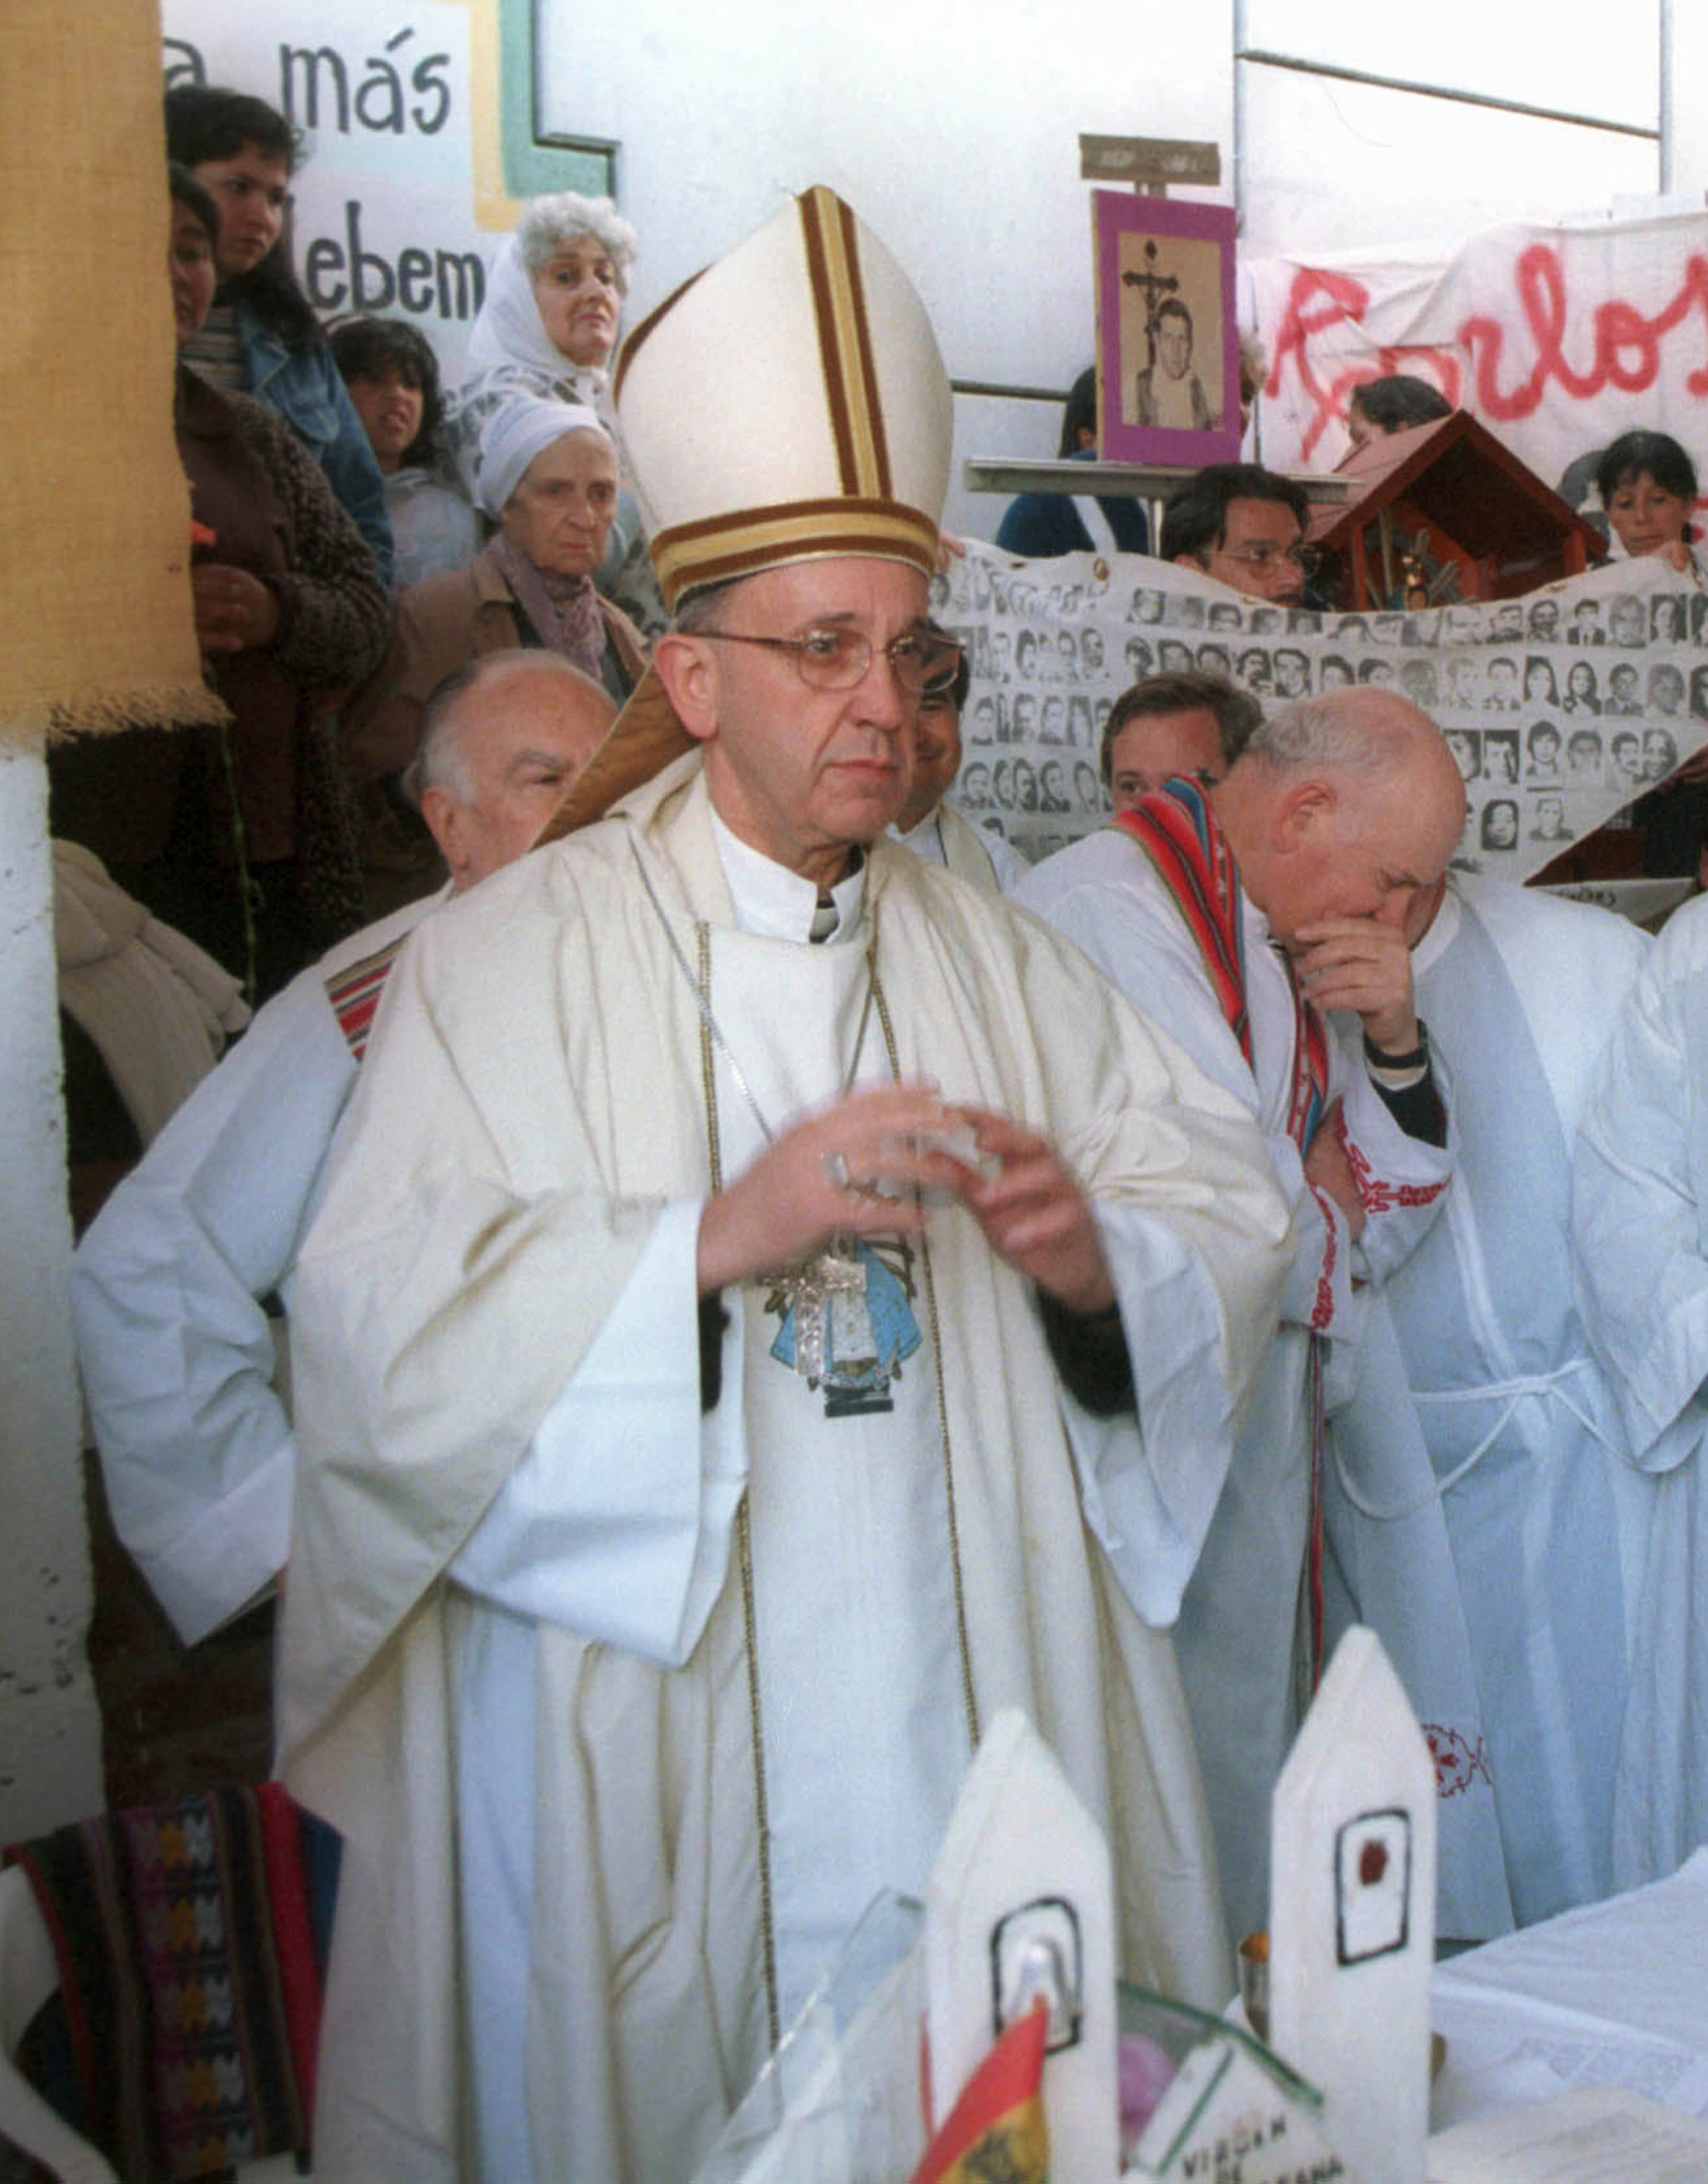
[
  {"xmin": 1291, "ymin": 917, "xmax": 1419, "ymax": 1056},
  {"xmin": 1301, "ymin": 1099, "xmax": 1366, "ymax": 1242},
  {"xmin": 695, "ymin": 1081, "xmax": 1115, "ymax": 1314},
  {"xmin": 192, "ymin": 563, "xmax": 280, "ymax": 655}
]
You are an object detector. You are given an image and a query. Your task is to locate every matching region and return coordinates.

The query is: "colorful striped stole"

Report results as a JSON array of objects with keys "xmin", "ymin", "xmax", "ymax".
[
  {"xmin": 1112, "ymin": 777, "xmax": 1251, "ymax": 1066},
  {"xmin": 323, "ymin": 932, "xmax": 410, "ymax": 1061},
  {"xmin": 1284, "ymin": 961, "xmax": 1331, "ymax": 1159},
  {"xmin": 1114, "ymin": 776, "xmax": 1333, "ymax": 1683},
  {"xmin": 1113, "ymin": 778, "xmax": 1330, "ymax": 1156},
  {"xmin": 1288, "ymin": 980, "xmax": 1333, "ymax": 1687}
]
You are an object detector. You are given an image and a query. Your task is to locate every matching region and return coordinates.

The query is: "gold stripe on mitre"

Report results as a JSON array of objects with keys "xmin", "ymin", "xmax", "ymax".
[
  {"xmin": 652, "ymin": 499, "xmax": 939, "ymax": 610},
  {"xmin": 797, "ymin": 185, "xmax": 892, "ymax": 501}
]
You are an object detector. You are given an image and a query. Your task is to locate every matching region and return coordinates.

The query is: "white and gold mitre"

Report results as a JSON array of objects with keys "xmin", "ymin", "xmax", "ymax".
[
  {"xmin": 540, "ymin": 187, "xmax": 953, "ymax": 839},
  {"xmin": 614, "ymin": 184, "xmax": 952, "ymax": 611}
]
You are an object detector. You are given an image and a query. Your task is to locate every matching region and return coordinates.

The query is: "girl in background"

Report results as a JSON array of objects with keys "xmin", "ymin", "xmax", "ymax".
[{"xmin": 166, "ymin": 84, "xmax": 392, "ymax": 582}]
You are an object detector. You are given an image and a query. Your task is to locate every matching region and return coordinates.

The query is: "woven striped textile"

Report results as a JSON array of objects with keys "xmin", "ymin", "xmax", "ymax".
[{"xmin": 5, "ymin": 1784, "xmax": 325, "ymax": 2181}]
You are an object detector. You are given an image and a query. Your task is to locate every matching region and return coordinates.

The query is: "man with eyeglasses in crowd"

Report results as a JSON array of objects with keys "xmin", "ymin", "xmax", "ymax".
[
  {"xmin": 1160, "ymin": 462, "xmax": 1316, "ymax": 607},
  {"xmin": 277, "ymin": 188, "xmax": 1292, "ymax": 2182},
  {"xmin": 886, "ymin": 631, "xmax": 1031, "ymax": 893}
]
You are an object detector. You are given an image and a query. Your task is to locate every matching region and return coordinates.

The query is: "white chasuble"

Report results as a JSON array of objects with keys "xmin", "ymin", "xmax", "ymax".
[
  {"xmin": 703, "ymin": 904, "xmax": 969, "ymax": 2023},
  {"xmin": 279, "ymin": 754, "xmax": 1292, "ymax": 2184}
]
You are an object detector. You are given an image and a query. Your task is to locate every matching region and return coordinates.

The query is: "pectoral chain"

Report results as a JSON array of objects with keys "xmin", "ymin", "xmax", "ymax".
[{"xmin": 637, "ymin": 839, "xmax": 915, "ymax": 1403}]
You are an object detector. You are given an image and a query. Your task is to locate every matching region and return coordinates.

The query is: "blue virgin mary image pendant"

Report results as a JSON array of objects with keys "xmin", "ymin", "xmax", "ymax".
[{"xmin": 767, "ymin": 1239, "xmax": 922, "ymax": 1417}]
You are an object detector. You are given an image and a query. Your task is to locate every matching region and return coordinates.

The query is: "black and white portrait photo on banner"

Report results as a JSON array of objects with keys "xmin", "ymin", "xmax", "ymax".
[{"xmin": 932, "ymin": 540, "xmax": 1708, "ymax": 908}]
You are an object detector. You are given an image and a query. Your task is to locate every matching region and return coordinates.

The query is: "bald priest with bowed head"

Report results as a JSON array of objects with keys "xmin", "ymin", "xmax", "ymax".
[
  {"xmin": 277, "ymin": 187, "xmax": 1293, "ymax": 2183},
  {"xmin": 1017, "ymin": 684, "xmax": 1468, "ymax": 1939}
]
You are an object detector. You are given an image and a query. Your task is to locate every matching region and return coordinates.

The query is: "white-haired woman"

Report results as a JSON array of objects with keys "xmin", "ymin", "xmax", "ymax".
[
  {"xmin": 343, "ymin": 396, "xmax": 647, "ymax": 908},
  {"xmin": 448, "ymin": 192, "xmax": 638, "ymax": 508}
]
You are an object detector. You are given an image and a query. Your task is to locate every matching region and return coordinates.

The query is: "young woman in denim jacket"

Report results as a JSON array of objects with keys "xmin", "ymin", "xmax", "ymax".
[{"xmin": 165, "ymin": 84, "xmax": 393, "ymax": 585}]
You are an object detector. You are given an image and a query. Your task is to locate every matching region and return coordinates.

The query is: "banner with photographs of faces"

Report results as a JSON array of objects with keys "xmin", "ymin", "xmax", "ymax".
[{"xmin": 931, "ymin": 540, "xmax": 1708, "ymax": 884}]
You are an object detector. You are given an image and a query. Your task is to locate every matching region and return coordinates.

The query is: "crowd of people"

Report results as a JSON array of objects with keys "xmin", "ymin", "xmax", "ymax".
[{"xmin": 45, "ymin": 92, "xmax": 1708, "ymax": 2181}]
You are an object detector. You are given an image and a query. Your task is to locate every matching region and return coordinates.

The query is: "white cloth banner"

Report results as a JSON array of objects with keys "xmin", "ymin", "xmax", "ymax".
[
  {"xmin": 932, "ymin": 539, "xmax": 1708, "ymax": 887},
  {"xmin": 163, "ymin": 0, "xmax": 506, "ymax": 377},
  {"xmin": 1244, "ymin": 211, "xmax": 1708, "ymax": 491}
]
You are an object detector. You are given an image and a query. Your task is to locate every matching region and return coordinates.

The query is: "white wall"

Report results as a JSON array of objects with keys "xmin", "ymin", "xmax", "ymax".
[
  {"xmin": 0, "ymin": 751, "xmax": 102, "ymax": 1842},
  {"xmin": 536, "ymin": 0, "xmax": 1236, "ymax": 534},
  {"xmin": 536, "ymin": 0, "xmax": 1680, "ymax": 531},
  {"xmin": 1238, "ymin": 0, "xmax": 1663, "ymax": 256},
  {"xmin": 1239, "ymin": 73, "xmax": 1659, "ymax": 261},
  {"xmin": 1667, "ymin": 1, "xmax": 1708, "ymax": 203}
]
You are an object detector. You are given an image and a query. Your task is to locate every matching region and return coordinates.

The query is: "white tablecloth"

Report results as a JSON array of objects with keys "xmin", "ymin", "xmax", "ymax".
[{"xmin": 1429, "ymin": 1849, "xmax": 1708, "ymax": 2134}]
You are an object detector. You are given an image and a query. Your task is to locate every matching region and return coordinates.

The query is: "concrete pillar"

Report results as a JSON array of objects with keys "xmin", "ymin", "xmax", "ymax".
[{"xmin": 0, "ymin": 745, "xmax": 102, "ymax": 1840}]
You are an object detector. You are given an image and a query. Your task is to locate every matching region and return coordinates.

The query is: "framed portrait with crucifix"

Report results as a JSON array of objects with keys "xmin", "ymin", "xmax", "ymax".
[{"xmin": 1093, "ymin": 190, "xmax": 1240, "ymax": 467}]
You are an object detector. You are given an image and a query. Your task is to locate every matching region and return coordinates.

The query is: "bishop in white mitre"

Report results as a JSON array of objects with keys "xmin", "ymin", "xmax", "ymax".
[{"xmin": 277, "ymin": 189, "xmax": 1292, "ymax": 2184}]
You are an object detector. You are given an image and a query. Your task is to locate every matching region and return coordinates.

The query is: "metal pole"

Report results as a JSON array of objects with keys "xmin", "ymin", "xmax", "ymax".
[
  {"xmin": 1233, "ymin": 0, "xmax": 1248, "ymax": 226},
  {"xmin": 1234, "ymin": 47, "xmax": 1657, "ymax": 144},
  {"xmin": 1232, "ymin": 0, "xmax": 1254, "ymax": 459}
]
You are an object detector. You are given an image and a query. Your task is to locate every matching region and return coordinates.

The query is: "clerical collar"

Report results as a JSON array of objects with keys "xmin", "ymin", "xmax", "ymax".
[
  {"xmin": 710, "ymin": 808, "xmax": 867, "ymax": 943},
  {"xmin": 890, "ymin": 808, "xmax": 944, "ymax": 859}
]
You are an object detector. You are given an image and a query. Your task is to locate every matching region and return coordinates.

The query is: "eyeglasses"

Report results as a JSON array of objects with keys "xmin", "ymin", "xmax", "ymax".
[
  {"xmin": 1209, "ymin": 541, "xmax": 1321, "ymax": 575},
  {"xmin": 696, "ymin": 625, "xmax": 963, "ymax": 695}
]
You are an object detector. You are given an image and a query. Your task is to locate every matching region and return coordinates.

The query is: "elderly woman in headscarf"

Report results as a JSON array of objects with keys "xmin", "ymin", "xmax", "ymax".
[
  {"xmin": 450, "ymin": 192, "xmax": 665, "ymax": 630},
  {"xmin": 341, "ymin": 395, "xmax": 646, "ymax": 909},
  {"xmin": 448, "ymin": 194, "xmax": 636, "ymax": 499}
]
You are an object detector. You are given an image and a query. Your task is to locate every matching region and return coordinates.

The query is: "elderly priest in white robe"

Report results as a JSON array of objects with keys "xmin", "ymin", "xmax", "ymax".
[
  {"xmin": 278, "ymin": 187, "xmax": 1293, "ymax": 2184},
  {"xmin": 1014, "ymin": 689, "xmax": 1467, "ymax": 1941},
  {"xmin": 1326, "ymin": 873, "xmax": 1648, "ymax": 1939},
  {"xmin": 69, "ymin": 653, "xmax": 617, "ymax": 1644}
]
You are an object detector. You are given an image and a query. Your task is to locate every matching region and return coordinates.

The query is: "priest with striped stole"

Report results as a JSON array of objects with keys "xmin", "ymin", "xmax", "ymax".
[{"xmin": 1016, "ymin": 687, "xmax": 1466, "ymax": 1942}]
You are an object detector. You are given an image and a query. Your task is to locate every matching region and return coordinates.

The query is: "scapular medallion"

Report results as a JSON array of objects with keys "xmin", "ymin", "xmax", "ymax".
[{"xmin": 765, "ymin": 1239, "xmax": 921, "ymax": 1417}]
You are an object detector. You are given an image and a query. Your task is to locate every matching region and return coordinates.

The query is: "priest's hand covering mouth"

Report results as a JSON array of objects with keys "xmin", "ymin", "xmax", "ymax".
[{"xmin": 277, "ymin": 183, "xmax": 1294, "ymax": 2184}]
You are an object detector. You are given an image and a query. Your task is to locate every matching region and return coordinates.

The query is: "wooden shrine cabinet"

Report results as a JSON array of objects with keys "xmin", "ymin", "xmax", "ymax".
[{"xmin": 1307, "ymin": 412, "xmax": 1606, "ymax": 613}]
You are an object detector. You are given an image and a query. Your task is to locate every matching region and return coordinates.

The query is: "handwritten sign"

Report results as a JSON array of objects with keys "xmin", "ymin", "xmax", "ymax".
[
  {"xmin": 162, "ymin": 1, "xmax": 520, "ymax": 377},
  {"xmin": 1130, "ymin": 2037, "xmax": 1344, "ymax": 2182},
  {"xmin": 1248, "ymin": 213, "xmax": 1708, "ymax": 495}
]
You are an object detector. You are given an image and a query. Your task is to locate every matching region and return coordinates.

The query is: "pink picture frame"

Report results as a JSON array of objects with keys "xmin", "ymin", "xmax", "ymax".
[{"xmin": 1093, "ymin": 190, "xmax": 1241, "ymax": 466}]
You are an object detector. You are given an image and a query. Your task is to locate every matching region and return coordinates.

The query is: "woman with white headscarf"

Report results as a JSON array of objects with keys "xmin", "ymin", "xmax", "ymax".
[
  {"xmin": 341, "ymin": 397, "xmax": 647, "ymax": 908},
  {"xmin": 449, "ymin": 195, "xmax": 636, "ymax": 500}
]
